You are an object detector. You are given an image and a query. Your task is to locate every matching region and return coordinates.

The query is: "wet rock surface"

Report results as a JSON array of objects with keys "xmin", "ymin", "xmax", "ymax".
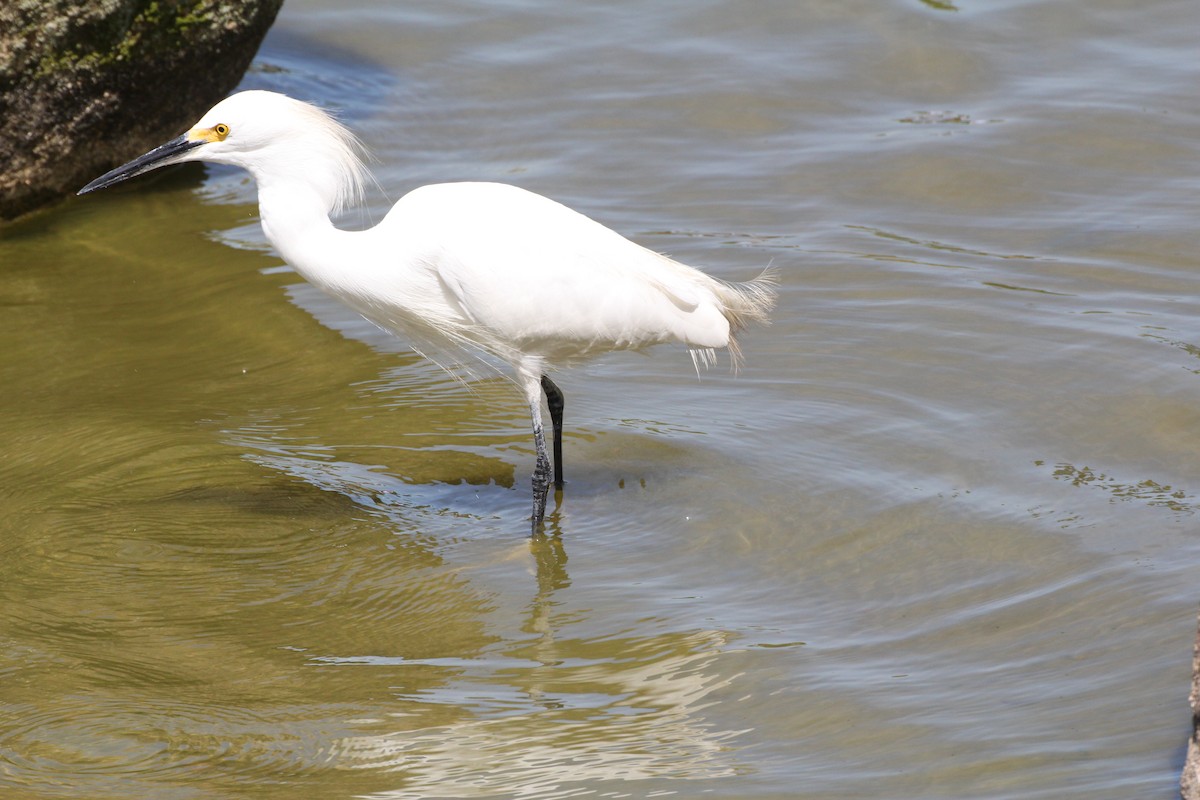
[
  {"xmin": 0, "ymin": 0, "xmax": 283, "ymax": 220},
  {"xmin": 1185, "ymin": 616, "xmax": 1200, "ymax": 799}
]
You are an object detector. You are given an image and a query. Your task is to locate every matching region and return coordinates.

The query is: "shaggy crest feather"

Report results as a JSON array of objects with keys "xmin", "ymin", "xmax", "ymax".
[
  {"xmin": 194, "ymin": 90, "xmax": 371, "ymax": 216},
  {"xmin": 275, "ymin": 95, "xmax": 370, "ymax": 215}
]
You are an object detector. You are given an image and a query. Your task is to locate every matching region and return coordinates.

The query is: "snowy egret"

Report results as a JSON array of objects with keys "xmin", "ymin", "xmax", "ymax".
[{"xmin": 78, "ymin": 90, "xmax": 776, "ymax": 530}]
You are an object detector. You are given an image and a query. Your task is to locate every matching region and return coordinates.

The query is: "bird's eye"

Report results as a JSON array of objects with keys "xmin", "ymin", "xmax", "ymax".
[{"xmin": 214, "ymin": 124, "xmax": 230, "ymax": 139}]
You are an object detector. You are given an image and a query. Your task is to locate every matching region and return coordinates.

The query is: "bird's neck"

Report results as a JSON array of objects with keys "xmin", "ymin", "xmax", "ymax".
[{"xmin": 256, "ymin": 181, "xmax": 343, "ymax": 274}]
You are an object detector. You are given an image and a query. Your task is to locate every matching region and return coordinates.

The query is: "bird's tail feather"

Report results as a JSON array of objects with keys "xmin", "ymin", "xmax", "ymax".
[
  {"xmin": 708, "ymin": 265, "xmax": 778, "ymax": 370},
  {"xmin": 719, "ymin": 265, "xmax": 778, "ymax": 332}
]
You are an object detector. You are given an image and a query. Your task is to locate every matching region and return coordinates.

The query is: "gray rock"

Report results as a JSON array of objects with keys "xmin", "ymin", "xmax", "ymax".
[
  {"xmin": 1185, "ymin": 615, "xmax": 1200, "ymax": 800},
  {"xmin": 0, "ymin": 0, "xmax": 284, "ymax": 220}
]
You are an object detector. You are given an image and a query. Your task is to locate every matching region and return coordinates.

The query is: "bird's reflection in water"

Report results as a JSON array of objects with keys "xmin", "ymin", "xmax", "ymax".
[
  {"xmin": 524, "ymin": 522, "xmax": 571, "ymax": 702},
  {"xmin": 328, "ymin": 511, "xmax": 745, "ymax": 797}
]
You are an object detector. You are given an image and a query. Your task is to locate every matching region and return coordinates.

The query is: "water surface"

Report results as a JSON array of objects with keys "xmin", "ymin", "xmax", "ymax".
[{"xmin": 2, "ymin": 0, "xmax": 1199, "ymax": 797}]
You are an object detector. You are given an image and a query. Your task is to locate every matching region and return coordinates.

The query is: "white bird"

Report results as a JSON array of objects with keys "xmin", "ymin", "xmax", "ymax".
[{"xmin": 78, "ymin": 90, "xmax": 776, "ymax": 531}]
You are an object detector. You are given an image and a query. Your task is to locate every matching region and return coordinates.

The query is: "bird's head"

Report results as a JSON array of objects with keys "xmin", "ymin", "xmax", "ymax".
[{"xmin": 78, "ymin": 90, "xmax": 369, "ymax": 214}]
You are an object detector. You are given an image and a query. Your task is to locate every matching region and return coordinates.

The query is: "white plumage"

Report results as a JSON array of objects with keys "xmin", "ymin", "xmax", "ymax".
[{"xmin": 79, "ymin": 90, "xmax": 776, "ymax": 530}]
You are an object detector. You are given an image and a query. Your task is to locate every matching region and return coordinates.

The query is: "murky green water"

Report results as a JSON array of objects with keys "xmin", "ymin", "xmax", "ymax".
[{"xmin": 3, "ymin": 0, "xmax": 1199, "ymax": 797}]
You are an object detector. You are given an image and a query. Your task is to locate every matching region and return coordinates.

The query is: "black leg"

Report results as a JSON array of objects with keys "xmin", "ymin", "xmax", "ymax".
[{"xmin": 540, "ymin": 375, "xmax": 565, "ymax": 490}]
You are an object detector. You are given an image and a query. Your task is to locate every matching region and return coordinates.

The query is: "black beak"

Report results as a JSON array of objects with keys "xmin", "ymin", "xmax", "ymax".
[{"xmin": 77, "ymin": 134, "xmax": 205, "ymax": 195}]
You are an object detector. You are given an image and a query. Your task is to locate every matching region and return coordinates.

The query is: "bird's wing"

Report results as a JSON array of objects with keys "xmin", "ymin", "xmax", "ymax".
[{"xmin": 393, "ymin": 182, "xmax": 731, "ymax": 358}]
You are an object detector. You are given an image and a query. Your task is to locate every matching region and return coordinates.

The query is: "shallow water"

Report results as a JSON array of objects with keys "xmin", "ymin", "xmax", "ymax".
[{"xmin": 3, "ymin": 0, "xmax": 1199, "ymax": 797}]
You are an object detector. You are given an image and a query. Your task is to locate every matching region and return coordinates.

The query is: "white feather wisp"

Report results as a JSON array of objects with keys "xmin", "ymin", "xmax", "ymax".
[
  {"xmin": 703, "ymin": 265, "xmax": 778, "ymax": 371},
  {"xmin": 269, "ymin": 95, "xmax": 370, "ymax": 217}
]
